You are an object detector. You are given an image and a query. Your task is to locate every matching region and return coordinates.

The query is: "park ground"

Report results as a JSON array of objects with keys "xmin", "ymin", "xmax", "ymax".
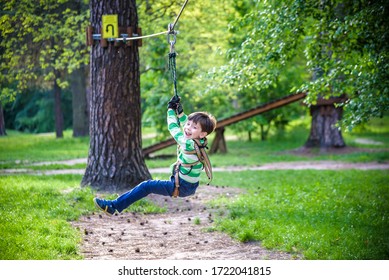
[
  {"xmin": 32, "ymin": 155, "xmax": 386, "ymax": 260},
  {"xmin": 1, "ymin": 126, "xmax": 388, "ymax": 260}
]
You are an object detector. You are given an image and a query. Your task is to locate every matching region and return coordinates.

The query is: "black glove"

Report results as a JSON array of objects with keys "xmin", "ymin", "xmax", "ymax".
[
  {"xmin": 167, "ymin": 95, "xmax": 180, "ymax": 110},
  {"xmin": 176, "ymin": 102, "xmax": 183, "ymax": 115}
]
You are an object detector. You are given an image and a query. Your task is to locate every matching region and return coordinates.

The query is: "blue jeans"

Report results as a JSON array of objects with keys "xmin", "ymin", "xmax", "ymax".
[{"xmin": 112, "ymin": 174, "xmax": 199, "ymax": 213}]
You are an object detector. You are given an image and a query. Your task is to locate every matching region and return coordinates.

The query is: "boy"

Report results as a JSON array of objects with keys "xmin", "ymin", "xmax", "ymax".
[{"xmin": 94, "ymin": 96, "xmax": 217, "ymax": 216}]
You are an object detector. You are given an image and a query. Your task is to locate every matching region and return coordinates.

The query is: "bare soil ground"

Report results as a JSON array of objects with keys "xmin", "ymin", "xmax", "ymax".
[{"xmin": 72, "ymin": 185, "xmax": 300, "ymax": 260}]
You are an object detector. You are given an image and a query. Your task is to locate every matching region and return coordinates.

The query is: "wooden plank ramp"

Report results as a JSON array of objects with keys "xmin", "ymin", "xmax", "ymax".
[{"xmin": 143, "ymin": 92, "xmax": 307, "ymax": 157}]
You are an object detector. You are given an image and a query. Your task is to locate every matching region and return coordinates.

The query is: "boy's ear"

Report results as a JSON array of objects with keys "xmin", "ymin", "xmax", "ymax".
[{"xmin": 200, "ymin": 131, "xmax": 207, "ymax": 139}]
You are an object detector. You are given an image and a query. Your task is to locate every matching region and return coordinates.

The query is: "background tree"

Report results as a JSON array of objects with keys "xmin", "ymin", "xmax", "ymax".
[
  {"xmin": 0, "ymin": 102, "xmax": 5, "ymax": 136},
  {"xmin": 138, "ymin": 0, "xmax": 234, "ymax": 142},
  {"xmin": 220, "ymin": 0, "xmax": 389, "ymax": 146},
  {"xmin": 202, "ymin": 0, "xmax": 308, "ymax": 143},
  {"xmin": 81, "ymin": 0, "xmax": 151, "ymax": 191},
  {"xmin": 0, "ymin": 0, "xmax": 89, "ymax": 138},
  {"xmin": 70, "ymin": 65, "xmax": 89, "ymax": 137}
]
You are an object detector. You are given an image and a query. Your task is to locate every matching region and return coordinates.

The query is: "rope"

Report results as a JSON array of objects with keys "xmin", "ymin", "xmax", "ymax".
[
  {"xmin": 167, "ymin": 1, "xmax": 189, "ymax": 99},
  {"xmin": 168, "ymin": 52, "xmax": 178, "ymax": 98}
]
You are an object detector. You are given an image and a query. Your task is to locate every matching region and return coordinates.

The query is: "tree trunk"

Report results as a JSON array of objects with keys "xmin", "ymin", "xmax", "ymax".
[
  {"xmin": 0, "ymin": 102, "xmax": 6, "ymax": 136},
  {"xmin": 54, "ymin": 74, "xmax": 64, "ymax": 138},
  {"xmin": 210, "ymin": 127, "xmax": 227, "ymax": 154},
  {"xmin": 305, "ymin": 104, "xmax": 346, "ymax": 149},
  {"xmin": 71, "ymin": 65, "xmax": 89, "ymax": 137},
  {"xmin": 81, "ymin": 0, "xmax": 151, "ymax": 192}
]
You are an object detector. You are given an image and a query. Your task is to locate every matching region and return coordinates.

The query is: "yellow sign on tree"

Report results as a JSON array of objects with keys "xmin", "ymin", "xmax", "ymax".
[{"xmin": 102, "ymin": 15, "xmax": 119, "ymax": 39}]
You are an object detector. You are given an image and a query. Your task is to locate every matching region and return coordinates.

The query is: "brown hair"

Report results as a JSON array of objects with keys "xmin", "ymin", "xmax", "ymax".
[{"xmin": 187, "ymin": 112, "xmax": 217, "ymax": 135}]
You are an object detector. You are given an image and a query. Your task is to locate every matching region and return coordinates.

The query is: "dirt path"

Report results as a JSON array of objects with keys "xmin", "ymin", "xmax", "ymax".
[{"xmin": 72, "ymin": 185, "xmax": 299, "ymax": 260}]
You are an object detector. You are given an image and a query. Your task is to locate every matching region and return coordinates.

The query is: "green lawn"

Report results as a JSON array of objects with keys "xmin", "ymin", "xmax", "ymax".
[
  {"xmin": 209, "ymin": 169, "xmax": 389, "ymax": 260},
  {"xmin": 0, "ymin": 116, "xmax": 388, "ymax": 259},
  {"xmin": 0, "ymin": 174, "xmax": 164, "ymax": 260}
]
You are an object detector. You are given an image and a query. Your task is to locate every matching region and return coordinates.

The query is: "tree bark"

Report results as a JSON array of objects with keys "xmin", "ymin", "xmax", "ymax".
[
  {"xmin": 81, "ymin": 0, "xmax": 151, "ymax": 192},
  {"xmin": 54, "ymin": 73, "xmax": 64, "ymax": 138},
  {"xmin": 210, "ymin": 127, "xmax": 227, "ymax": 154},
  {"xmin": 71, "ymin": 65, "xmax": 89, "ymax": 137},
  {"xmin": 0, "ymin": 102, "xmax": 6, "ymax": 136},
  {"xmin": 304, "ymin": 104, "xmax": 346, "ymax": 149}
]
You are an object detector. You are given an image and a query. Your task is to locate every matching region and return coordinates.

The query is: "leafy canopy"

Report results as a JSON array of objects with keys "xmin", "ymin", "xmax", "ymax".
[
  {"xmin": 223, "ymin": 0, "xmax": 389, "ymax": 130},
  {"xmin": 0, "ymin": 0, "xmax": 89, "ymax": 102}
]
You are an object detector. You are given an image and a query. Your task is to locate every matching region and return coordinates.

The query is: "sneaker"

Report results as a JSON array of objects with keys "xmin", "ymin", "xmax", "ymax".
[{"xmin": 94, "ymin": 197, "xmax": 116, "ymax": 216}]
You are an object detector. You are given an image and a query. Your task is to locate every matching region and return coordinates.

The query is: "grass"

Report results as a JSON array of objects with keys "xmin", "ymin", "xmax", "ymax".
[
  {"xmin": 0, "ymin": 116, "xmax": 388, "ymax": 259},
  {"xmin": 0, "ymin": 130, "xmax": 89, "ymax": 164},
  {"xmin": 0, "ymin": 175, "xmax": 164, "ymax": 260},
  {"xmin": 0, "ymin": 175, "xmax": 92, "ymax": 259},
  {"xmin": 208, "ymin": 170, "xmax": 389, "ymax": 259}
]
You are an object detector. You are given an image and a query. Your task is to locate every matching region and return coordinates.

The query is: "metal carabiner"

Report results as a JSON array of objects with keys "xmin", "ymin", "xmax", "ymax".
[{"xmin": 167, "ymin": 23, "xmax": 176, "ymax": 53}]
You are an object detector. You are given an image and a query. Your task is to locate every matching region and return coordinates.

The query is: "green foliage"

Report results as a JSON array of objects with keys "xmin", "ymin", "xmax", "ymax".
[
  {"xmin": 222, "ymin": 0, "xmax": 389, "ymax": 130},
  {"xmin": 138, "ymin": 0, "xmax": 234, "ymax": 140},
  {"xmin": 4, "ymin": 88, "xmax": 73, "ymax": 133},
  {"xmin": 209, "ymin": 170, "xmax": 389, "ymax": 259},
  {"xmin": 0, "ymin": 0, "xmax": 89, "ymax": 101}
]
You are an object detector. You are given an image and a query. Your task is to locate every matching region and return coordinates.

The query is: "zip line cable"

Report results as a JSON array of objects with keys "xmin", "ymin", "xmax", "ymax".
[
  {"xmin": 113, "ymin": 0, "xmax": 189, "ymax": 42},
  {"xmin": 170, "ymin": 0, "xmax": 189, "ymax": 32}
]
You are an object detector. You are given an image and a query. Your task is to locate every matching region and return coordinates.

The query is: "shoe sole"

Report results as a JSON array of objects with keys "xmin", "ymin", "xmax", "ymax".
[{"xmin": 93, "ymin": 198, "xmax": 114, "ymax": 216}]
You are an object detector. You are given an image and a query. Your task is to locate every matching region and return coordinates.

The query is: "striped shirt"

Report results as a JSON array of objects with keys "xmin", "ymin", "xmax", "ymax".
[{"xmin": 167, "ymin": 108, "xmax": 204, "ymax": 183}]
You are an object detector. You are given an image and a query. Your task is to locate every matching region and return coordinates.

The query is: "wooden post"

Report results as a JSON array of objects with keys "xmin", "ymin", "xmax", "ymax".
[
  {"xmin": 137, "ymin": 27, "xmax": 142, "ymax": 47},
  {"xmin": 126, "ymin": 27, "xmax": 133, "ymax": 47},
  {"xmin": 100, "ymin": 26, "xmax": 108, "ymax": 47},
  {"xmin": 86, "ymin": 26, "xmax": 93, "ymax": 46}
]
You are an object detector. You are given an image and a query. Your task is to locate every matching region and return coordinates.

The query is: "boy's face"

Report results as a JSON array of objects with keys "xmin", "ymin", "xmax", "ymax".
[{"xmin": 184, "ymin": 120, "xmax": 207, "ymax": 140}]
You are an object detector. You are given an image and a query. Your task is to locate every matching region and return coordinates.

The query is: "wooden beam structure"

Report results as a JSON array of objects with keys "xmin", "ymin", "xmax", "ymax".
[{"xmin": 143, "ymin": 92, "xmax": 307, "ymax": 157}]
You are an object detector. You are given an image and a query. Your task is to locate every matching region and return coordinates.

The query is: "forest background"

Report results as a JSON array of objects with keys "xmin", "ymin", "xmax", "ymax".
[{"xmin": 1, "ymin": 0, "xmax": 388, "ymax": 140}]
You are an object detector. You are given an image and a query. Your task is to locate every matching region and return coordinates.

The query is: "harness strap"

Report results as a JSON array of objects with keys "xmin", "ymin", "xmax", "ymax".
[
  {"xmin": 172, "ymin": 160, "xmax": 199, "ymax": 198},
  {"xmin": 192, "ymin": 138, "xmax": 213, "ymax": 183},
  {"xmin": 173, "ymin": 138, "xmax": 213, "ymax": 198},
  {"xmin": 173, "ymin": 163, "xmax": 180, "ymax": 198},
  {"xmin": 181, "ymin": 138, "xmax": 213, "ymax": 183}
]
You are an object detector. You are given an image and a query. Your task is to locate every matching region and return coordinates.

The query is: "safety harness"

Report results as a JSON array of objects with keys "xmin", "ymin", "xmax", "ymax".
[{"xmin": 172, "ymin": 138, "xmax": 213, "ymax": 198}]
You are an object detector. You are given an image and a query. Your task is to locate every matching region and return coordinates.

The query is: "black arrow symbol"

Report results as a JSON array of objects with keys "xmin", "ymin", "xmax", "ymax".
[{"xmin": 106, "ymin": 24, "xmax": 115, "ymax": 37}]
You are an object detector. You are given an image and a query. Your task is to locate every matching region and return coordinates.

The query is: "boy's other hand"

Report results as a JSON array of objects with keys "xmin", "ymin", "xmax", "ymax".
[{"xmin": 167, "ymin": 95, "xmax": 181, "ymax": 110}]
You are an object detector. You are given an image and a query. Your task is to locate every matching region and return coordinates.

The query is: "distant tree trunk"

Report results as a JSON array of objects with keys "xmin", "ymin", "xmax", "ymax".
[
  {"xmin": 71, "ymin": 65, "xmax": 89, "ymax": 137},
  {"xmin": 304, "ymin": 3, "xmax": 347, "ymax": 150},
  {"xmin": 53, "ymin": 72, "xmax": 64, "ymax": 138},
  {"xmin": 305, "ymin": 103, "xmax": 345, "ymax": 149},
  {"xmin": 0, "ymin": 102, "xmax": 6, "ymax": 136},
  {"xmin": 81, "ymin": 0, "xmax": 151, "ymax": 192},
  {"xmin": 210, "ymin": 127, "xmax": 227, "ymax": 154}
]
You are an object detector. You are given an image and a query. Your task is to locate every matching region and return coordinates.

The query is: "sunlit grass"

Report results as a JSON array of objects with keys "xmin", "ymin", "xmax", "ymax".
[
  {"xmin": 209, "ymin": 169, "xmax": 389, "ymax": 259},
  {"xmin": 0, "ymin": 174, "xmax": 165, "ymax": 260},
  {"xmin": 0, "ymin": 175, "xmax": 92, "ymax": 259},
  {"xmin": 0, "ymin": 130, "xmax": 89, "ymax": 163}
]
